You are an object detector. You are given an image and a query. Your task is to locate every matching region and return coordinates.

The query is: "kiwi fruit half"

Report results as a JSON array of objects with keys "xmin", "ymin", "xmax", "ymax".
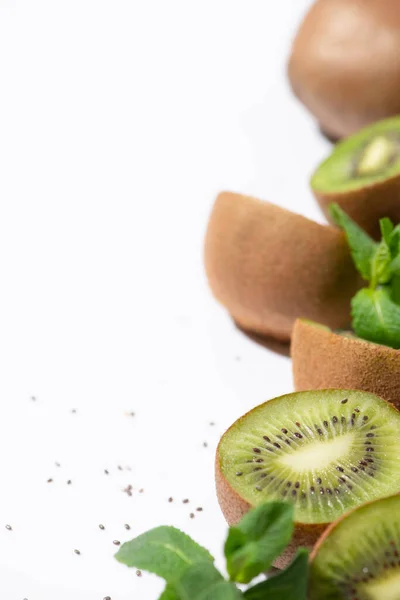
[
  {"xmin": 216, "ymin": 389, "xmax": 400, "ymax": 568},
  {"xmin": 310, "ymin": 495, "xmax": 400, "ymax": 599},
  {"xmin": 288, "ymin": 0, "xmax": 400, "ymax": 140},
  {"xmin": 204, "ymin": 192, "xmax": 361, "ymax": 341},
  {"xmin": 311, "ymin": 117, "xmax": 400, "ymax": 238},
  {"xmin": 292, "ymin": 319, "xmax": 400, "ymax": 410}
]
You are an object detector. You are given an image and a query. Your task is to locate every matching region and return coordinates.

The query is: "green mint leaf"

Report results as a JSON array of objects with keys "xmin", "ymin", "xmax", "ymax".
[
  {"xmin": 159, "ymin": 585, "xmax": 179, "ymax": 600},
  {"xmin": 172, "ymin": 562, "xmax": 242, "ymax": 600},
  {"xmin": 390, "ymin": 254, "xmax": 400, "ymax": 277},
  {"xmin": 243, "ymin": 549, "xmax": 309, "ymax": 600},
  {"xmin": 224, "ymin": 502, "xmax": 294, "ymax": 584},
  {"xmin": 380, "ymin": 217, "xmax": 394, "ymax": 246},
  {"xmin": 115, "ymin": 526, "xmax": 213, "ymax": 582},
  {"xmin": 392, "ymin": 274, "xmax": 400, "ymax": 305},
  {"xmin": 352, "ymin": 287, "xmax": 400, "ymax": 349},
  {"xmin": 370, "ymin": 240, "xmax": 392, "ymax": 287},
  {"xmin": 329, "ymin": 203, "xmax": 377, "ymax": 280}
]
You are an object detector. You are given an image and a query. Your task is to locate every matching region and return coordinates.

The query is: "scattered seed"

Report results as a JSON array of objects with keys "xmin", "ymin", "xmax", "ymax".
[
  {"xmin": 136, "ymin": 570, "xmax": 142, "ymax": 577},
  {"xmin": 104, "ymin": 597, "xmax": 111, "ymax": 600},
  {"xmin": 67, "ymin": 480, "xmax": 72, "ymax": 485},
  {"xmin": 183, "ymin": 499, "xmax": 189, "ymax": 504},
  {"xmin": 71, "ymin": 409, "xmax": 77, "ymax": 414},
  {"xmin": 113, "ymin": 540, "xmax": 121, "ymax": 546},
  {"xmin": 189, "ymin": 513, "xmax": 195, "ymax": 519},
  {"xmin": 139, "ymin": 488, "xmax": 144, "ymax": 493},
  {"xmin": 203, "ymin": 442, "xmax": 208, "ymax": 448},
  {"xmin": 47, "ymin": 478, "xmax": 53, "ymax": 483},
  {"xmin": 5, "ymin": 525, "xmax": 12, "ymax": 531},
  {"xmin": 74, "ymin": 549, "xmax": 81, "ymax": 555},
  {"xmin": 168, "ymin": 497, "xmax": 173, "ymax": 503},
  {"xmin": 123, "ymin": 485, "xmax": 133, "ymax": 497},
  {"xmin": 104, "ymin": 470, "xmax": 109, "ymax": 475},
  {"xmin": 55, "ymin": 462, "xmax": 61, "ymax": 467},
  {"xmin": 118, "ymin": 465, "xmax": 123, "ymax": 471},
  {"xmin": 209, "ymin": 422, "xmax": 215, "ymax": 426},
  {"xmin": 99, "ymin": 524, "xmax": 105, "ymax": 530},
  {"xmin": 196, "ymin": 507, "xmax": 203, "ymax": 512}
]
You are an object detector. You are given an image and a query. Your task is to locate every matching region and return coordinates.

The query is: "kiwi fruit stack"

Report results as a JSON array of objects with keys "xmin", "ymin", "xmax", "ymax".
[
  {"xmin": 216, "ymin": 389, "xmax": 400, "ymax": 568},
  {"xmin": 204, "ymin": 191, "xmax": 361, "ymax": 341},
  {"xmin": 292, "ymin": 319, "xmax": 400, "ymax": 409},
  {"xmin": 288, "ymin": 0, "xmax": 400, "ymax": 140},
  {"xmin": 311, "ymin": 116, "xmax": 400, "ymax": 237},
  {"xmin": 310, "ymin": 494, "xmax": 400, "ymax": 599}
]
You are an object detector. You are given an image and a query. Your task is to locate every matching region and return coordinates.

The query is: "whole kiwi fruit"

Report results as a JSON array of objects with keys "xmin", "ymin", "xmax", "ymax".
[
  {"xmin": 292, "ymin": 319, "xmax": 400, "ymax": 409},
  {"xmin": 204, "ymin": 191, "xmax": 361, "ymax": 341},
  {"xmin": 216, "ymin": 389, "xmax": 400, "ymax": 568},
  {"xmin": 288, "ymin": 0, "xmax": 400, "ymax": 140},
  {"xmin": 311, "ymin": 116, "xmax": 400, "ymax": 238}
]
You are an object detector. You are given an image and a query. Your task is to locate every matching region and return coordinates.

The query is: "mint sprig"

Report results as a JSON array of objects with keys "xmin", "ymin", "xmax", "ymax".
[
  {"xmin": 115, "ymin": 501, "xmax": 308, "ymax": 599},
  {"xmin": 330, "ymin": 203, "xmax": 400, "ymax": 349}
]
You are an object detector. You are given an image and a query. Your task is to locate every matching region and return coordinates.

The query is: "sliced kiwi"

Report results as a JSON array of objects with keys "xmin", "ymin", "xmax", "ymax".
[
  {"xmin": 310, "ymin": 495, "xmax": 400, "ymax": 600},
  {"xmin": 292, "ymin": 319, "xmax": 400, "ymax": 409},
  {"xmin": 288, "ymin": 0, "xmax": 400, "ymax": 140},
  {"xmin": 204, "ymin": 192, "xmax": 361, "ymax": 341},
  {"xmin": 311, "ymin": 117, "xmax": 400, "ymax": 237},
  {"xmin": 216, "ymin": 390, "xmax": 400, "ymax": 567}
]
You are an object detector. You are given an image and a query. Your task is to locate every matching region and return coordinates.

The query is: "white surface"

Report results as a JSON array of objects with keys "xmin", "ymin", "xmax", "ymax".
[{"xmin": 0, "ymin": 1, "xmax": 331, "ymax": 598}]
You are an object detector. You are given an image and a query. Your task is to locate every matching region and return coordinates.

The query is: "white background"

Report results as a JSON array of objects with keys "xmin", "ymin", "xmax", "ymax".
[{"xmin": 0, "ymin": 1, "xmax": 331, "ymax": 598}]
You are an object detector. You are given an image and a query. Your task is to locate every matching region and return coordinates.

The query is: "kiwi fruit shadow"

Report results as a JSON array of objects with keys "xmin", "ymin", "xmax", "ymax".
[
  {"xmin": 234, "ymin": 320, "xmax": 290, "ymax": 358},
  {"xmin": 216, "ymin": 389, "xmax": 400, "ymax": 568}
]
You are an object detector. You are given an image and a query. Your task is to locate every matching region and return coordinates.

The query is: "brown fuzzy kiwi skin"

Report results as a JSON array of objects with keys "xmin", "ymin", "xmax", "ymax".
[
  {"xmin": 292, "ymin": 319, "xmax": 400, "ymax": 410},
  {"xmin": 288, "ymin": 0, "xmax": 400, "ymax": 140},
  {"xmin": 313, "ymin": 173, "xmax": 400, "ymax": 239},
  {"xmin": 204, "ymin": 192, "xmax": 361, "ymax": 342}
]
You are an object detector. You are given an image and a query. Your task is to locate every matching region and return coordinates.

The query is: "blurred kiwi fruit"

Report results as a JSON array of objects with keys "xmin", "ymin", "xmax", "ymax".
[
  {"xmin": 311, "ymin": 117, "xmax": 400, "ymax": 238},
  {"xmin": 310, "ymin": 495, "xmax": 400, "ymax": 599},
  {"xmin": 216, "ymin": 389, "xmax": 400, "ymax": 568},
  {"xmin": 288, "ymin": 0, "xmax": 400, "ymax": 140},
  {"xmin": 204, "ymin": 191, "xmax": 361, "ymax": 341},
  {"xmin": 292, "ymin": 319, "xmax": 400, "ymax": 410}
]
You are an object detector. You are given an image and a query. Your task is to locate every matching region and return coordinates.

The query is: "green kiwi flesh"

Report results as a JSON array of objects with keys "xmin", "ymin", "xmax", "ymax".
[
  {"xmin": 312, "ymin": 116, "xmax": 400, "ymax": 193},
  {"xmin": 218, "ymin": 390, "xmax": 400, "ymax": 525},
  {"xmin": 310, "ymin": 495, "xmax": 400, "ymax": 600}
]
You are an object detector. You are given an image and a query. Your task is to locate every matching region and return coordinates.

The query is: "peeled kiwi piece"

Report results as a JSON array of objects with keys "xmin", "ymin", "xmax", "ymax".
[
  {"xmin": 310, "ymin": 495, "xmax": 400, "ymax": 599},
  {"xmin": 292, "ymin": 319, "xmax": 400, "ymax": 410},
  {"xmin": 204, "ymin": 192, "xmax": 361, "ymax": 341},
  {"xmin": 288, "ymin": 0, "xmax": 400, "ymax": 140},
  {"xmin": 311, "ymin": 117, "xmax": 400, "ymax": 237},
  {"xmin": 216, "ymin": 390, "xmax": 400, "ymax": 568}
]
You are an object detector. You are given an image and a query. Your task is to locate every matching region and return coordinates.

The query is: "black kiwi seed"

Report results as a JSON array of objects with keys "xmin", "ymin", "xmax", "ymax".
[
  {"xmin": 366, "ymin": 433, "xmax": 375, "ymax": 438},
  {"xmin": 287, "ymin": 481, "xmax": 292, "ymax": 487},
  {"xmin": 341, "ymin": 398, "xmax": 348, "ymax": 404},
  {"xmin": 355, "ymin": 408, "xmax": 360, "ymax": 413},
  {"xmin": 285, "ymin": 440, "xmax": 291, "ymax": 445},
  {"xmin": 341, "ymin": 416, "xmax": 346, "ymax": 424},
  {"xmin": 366, "ymin": 447, "xmax": 375, "ymax": 452},
  {"xmin": 236, "ymin": 472, "xmax": 243, "ymax": 476},
  {"xmin": 281, "ymin": 428, "xmax": 288, "ymax": 434},
  {"xmin": 316, "ymin": 477, "xmax": 322, "ymax": 484},
  {"xmin": 295, "ymin": 422, "xmax": 301, "ymax": 427},
  {"xmin": 295, "ymin": 481, "xmax": 300, "ymax": 488},
  {"xmin": 253, "ymin": 467, "xmax": 262, "ymax": 472},
  {"xmin": 317, "ymin": 428, "xmax": 323, "ymax": 435},
  {"xmin": 323, "ymin": 420, "xmax": 329, "ymax": 428},
  {"xmin": 253, "ymin": 448, "xmax": 261, "ymax": 453},
  {"xmin": 363, "ymin": 416, "xmax": 369, "ymax": 422},
  {"xmin": 294, "ymin": 432, "xmax": 303, "ymax": 439},
  {"xmin": 282, "ymin": 490, "xmax": 287, "ymax": 497},
  {"xmin": 326, "ymin": 488, "xmax": 332, "ymax": 495},
  {"xmin": 332, "ymin": 416, "xmax": 338, "ymax": 424},
  {"xmin": 310, "ymin": 486, "xmax": 315, "ymax": 493},
  {"xmin": 336, "ymin": 466, "xmax": 344, "ymax": 472},
  {"xmin": 292, "ymin": 489, "xmax": 297, "ymax": 496},
  {"xmin": 351, "ymin": 467, "xmax": 358, "ymax": 473},
  {"xmin": 263, "ymin": 436, "xmax": 271, "ymax": 442},
  {"xmin": 255, "ymin": 486, "xmax": 262, "ymax": 491},
  {"xmin": 334, "ymin": 488, "xmax": 340, "ymax": 494},
  {"xmin": 255, "ymin": 458, "xmax": 263, "ymax": 463},
  {"xmin": 273, "ymin": 442, "xmax": 281, "ymax": 448},
  {"xmin": 339, "ymin": 477, "xmax": 346, "ymax": 483},
  {"xmin": 320, "ymin": 488, "xmax": 325, "ymax": 495}
]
